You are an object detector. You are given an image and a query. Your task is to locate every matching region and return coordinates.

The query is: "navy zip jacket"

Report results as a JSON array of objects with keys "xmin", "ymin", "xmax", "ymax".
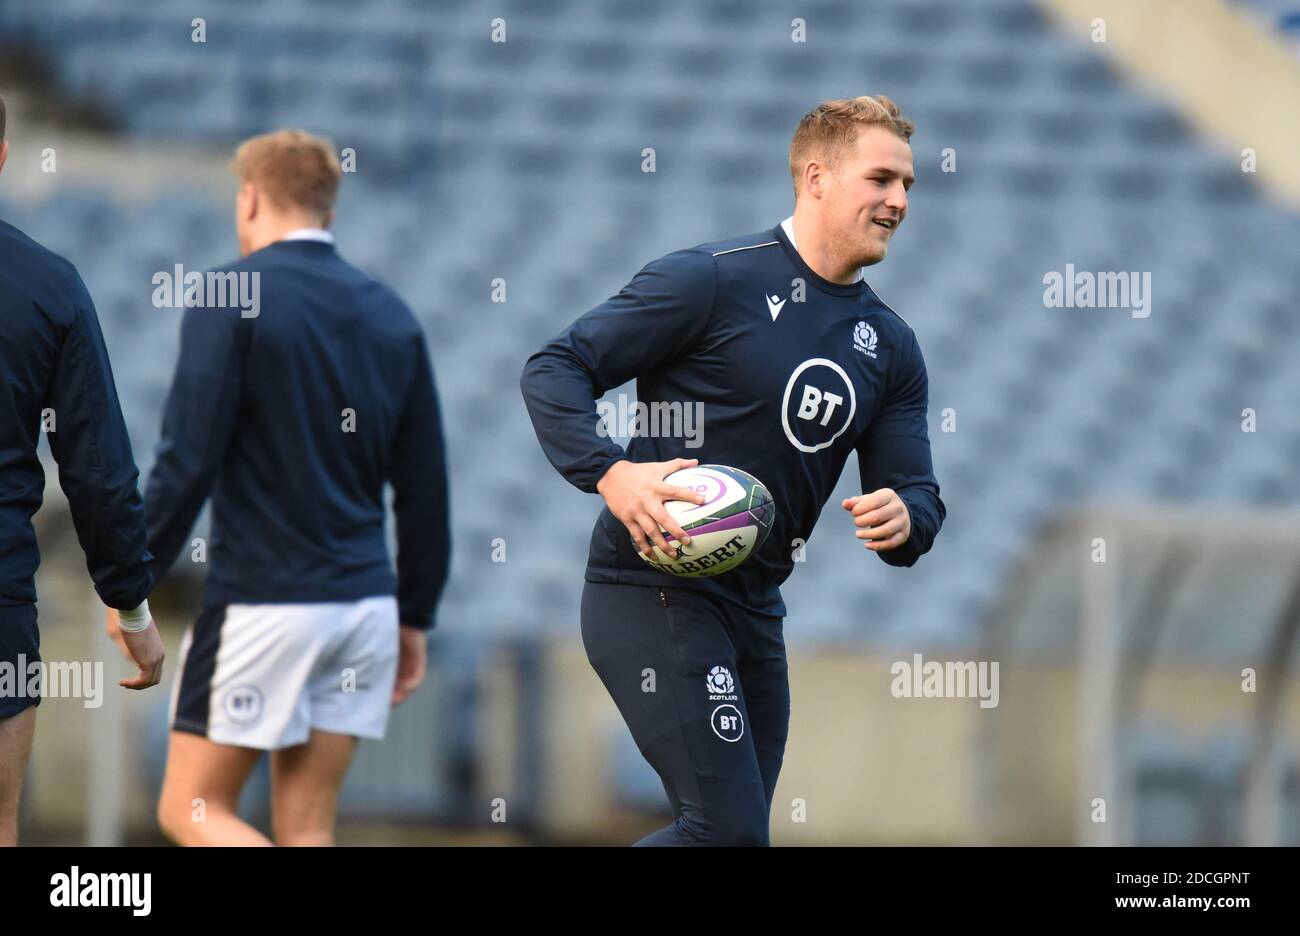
[
  {"xmin": 0, "ymin": 220, "xmax": 155, "ymax": 610},
  {"xmin": 521, "ymin": 224, "xmax": 945, "ymax": 617},
  {"xmin": 145, "ymin": 239, "xmax": 450, "ymax": 629}
]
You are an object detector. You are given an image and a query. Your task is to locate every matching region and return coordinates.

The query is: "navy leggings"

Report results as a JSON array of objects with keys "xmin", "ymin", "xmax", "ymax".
[{"xmin": 581, "ymin": 581, "xmax": 790, "ymax": 846}]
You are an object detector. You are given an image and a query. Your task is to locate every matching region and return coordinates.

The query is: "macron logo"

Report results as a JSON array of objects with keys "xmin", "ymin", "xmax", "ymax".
[{"xmin": 766, "ymin": 293, "xmax": 786, "ymax": 321}]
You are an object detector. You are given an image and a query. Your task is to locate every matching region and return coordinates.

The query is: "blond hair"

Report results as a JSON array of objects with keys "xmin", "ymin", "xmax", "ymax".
[
  {"xmin": 789, "ymin": 95, "xmax": 914, "ymax": 195},
  {"xmin": 231, "ymin": 129, "xmax": 341, "ymax": 218}
]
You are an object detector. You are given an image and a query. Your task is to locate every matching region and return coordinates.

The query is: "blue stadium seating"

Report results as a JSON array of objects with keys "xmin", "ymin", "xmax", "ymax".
[{"xmin": 2, "ymin": 0, "xmax": 1299, "ymax": 651}]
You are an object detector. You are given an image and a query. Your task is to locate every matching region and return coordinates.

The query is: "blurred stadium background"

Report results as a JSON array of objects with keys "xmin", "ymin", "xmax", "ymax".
[{"xmin": 1, "ymin": 0, "xmax": 1298, "ymax": 845}]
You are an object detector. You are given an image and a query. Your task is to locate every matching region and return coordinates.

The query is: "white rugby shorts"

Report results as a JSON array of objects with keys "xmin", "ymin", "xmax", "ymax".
[{"xmin": 169, "ymin": 596, "xmax": 400, "ymax": 749}]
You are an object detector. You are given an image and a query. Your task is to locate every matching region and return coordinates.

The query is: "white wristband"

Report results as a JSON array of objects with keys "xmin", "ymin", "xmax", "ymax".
[{"xmin": 117, "ymin": 600, "xmax": 152, "ymax": 633}]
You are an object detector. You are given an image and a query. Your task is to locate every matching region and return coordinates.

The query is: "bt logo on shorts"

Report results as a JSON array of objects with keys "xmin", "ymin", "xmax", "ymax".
[
  {"xmin": 781, "ymin": 358, "xmax": 857, "ymax": 453},
  {"xmin": 223, "ymin": 685, "xmax": 263, "ymax": 724}
]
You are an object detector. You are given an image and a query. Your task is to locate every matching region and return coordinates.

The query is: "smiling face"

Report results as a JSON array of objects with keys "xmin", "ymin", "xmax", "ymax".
[{"xmin": 817, "ymin": 126, "xmax": 914, "ymax": 269}]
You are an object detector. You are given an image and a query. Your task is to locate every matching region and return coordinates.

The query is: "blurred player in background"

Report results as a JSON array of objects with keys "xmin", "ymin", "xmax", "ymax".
[
  {"xmin": 521, "ymin": 96, "xmax": 944, "ymax": 845},
  {"xmin": 130, "ymin": 129, "xmax": 452, "ymax": 846},
  {"xmin": 0, "ymin": 94, "xmax": 166, "ymax": 847}
]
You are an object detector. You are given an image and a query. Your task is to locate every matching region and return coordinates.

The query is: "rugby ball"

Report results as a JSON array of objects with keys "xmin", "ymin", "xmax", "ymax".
[{"xmin": 638, "ymin": 464, "xmax": 775, "ymax": 577}]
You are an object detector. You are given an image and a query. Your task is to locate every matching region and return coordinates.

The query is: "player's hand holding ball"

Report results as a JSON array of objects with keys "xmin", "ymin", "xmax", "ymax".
[
  {"xmin": 597, "ymin": 458, "xmax": 707, "ymax": 560},
  {"xmin": 843, "ymin": 488, "xmax": 911, "ymax": 552}
]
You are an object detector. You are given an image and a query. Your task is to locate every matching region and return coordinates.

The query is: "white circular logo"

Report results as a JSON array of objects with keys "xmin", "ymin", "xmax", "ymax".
[
  {"xmin": 706, "ymin": 665, "xmax": 734, "ymax": 695},
  {"xmin": 781, "ymin": 358, "xmax": 857, "ymax": 453},
  {"xmin": 223, "ymin": 685, "xmax": 263, "ymax": 724},
  {"xmin": 711, "ymin": 704, "xmax": 744, "ymax": 742}
]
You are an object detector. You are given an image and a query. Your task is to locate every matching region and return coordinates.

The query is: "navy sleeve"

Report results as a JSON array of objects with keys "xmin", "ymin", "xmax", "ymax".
[
  {"xmin": 144, "ymin": 300, "xmax": 245, "ymax": 580},
  {"xmin": 519, "ymin": 248, "xmax": 717, "ymax": 493},
  {"xmin": 43, "ymin": 272, "xmax": 156, "ymax": 610},
  {"xmin": 388, "ymin": 333, "xmax": 451, "ymax": 630},
  {"xmin": 856, "ymin": 327, "xmax": 946, "ymax": 567}
]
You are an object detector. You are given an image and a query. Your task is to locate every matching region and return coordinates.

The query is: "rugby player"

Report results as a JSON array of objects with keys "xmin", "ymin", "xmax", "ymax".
[
  {"xmin": 521, "ymin": 96, "xmax": 945, "ymax": 846},
  {"xmin": 0, "ymin": 93, "xmax": 165, "ymax": 847},
  {"xmin": 136, "ymin": 130, "xmax": 451, "ymax": 845}
]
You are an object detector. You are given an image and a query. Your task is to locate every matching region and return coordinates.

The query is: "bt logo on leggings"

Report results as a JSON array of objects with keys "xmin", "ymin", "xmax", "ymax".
[{"xmin": 711, "ymin": 704, "xmax": 744, "ymax": 742}]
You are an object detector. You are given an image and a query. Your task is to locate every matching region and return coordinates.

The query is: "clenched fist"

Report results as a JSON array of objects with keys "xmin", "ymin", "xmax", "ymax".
[{"xmin": 842, "ymin": 488, "xmax": 911, "ymax": 552}]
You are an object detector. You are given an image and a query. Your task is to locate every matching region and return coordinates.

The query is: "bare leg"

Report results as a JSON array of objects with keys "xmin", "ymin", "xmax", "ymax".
[
  {"xmin": 270, "ymin": 730, "xmax": 357, "ymax": 846},
  {"xmin": 0, "ymin": 707, "xmax": 36, "ymax": 847},
  {"xmin": 157, "ymin": 731, "xmax": 272, "ymax": 846}
]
